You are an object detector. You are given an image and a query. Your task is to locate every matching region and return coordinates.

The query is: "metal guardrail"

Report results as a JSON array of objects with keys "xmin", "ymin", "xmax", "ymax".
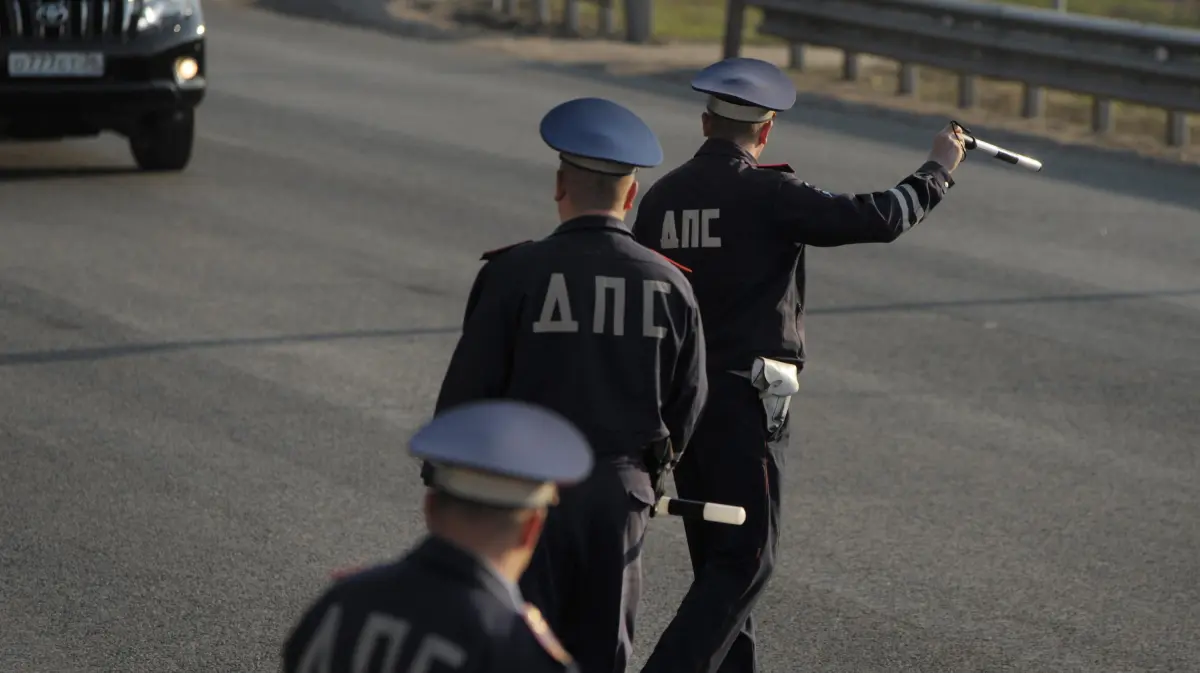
[{"xmin": 722, "ymin": 0, "xmax": 1200, "ymax": 146}]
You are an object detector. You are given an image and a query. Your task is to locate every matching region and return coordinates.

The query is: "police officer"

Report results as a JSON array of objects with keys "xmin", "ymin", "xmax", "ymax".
[
  {"xmin": 630, "ymin": 57, "xmax": 965, "ymax": 673},
  {"xmin": 426, "ymin": 97, "xmax": 709, "ymax": 673},
  {"xmin": 282, "ymin": 399, "xmax": 592, "ymax": 673}
]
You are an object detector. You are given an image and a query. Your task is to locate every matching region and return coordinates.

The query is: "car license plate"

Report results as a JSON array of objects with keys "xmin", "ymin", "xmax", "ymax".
[{"xmin": 7, "ymin": 52, "xmax": 104, "ymax": 78}]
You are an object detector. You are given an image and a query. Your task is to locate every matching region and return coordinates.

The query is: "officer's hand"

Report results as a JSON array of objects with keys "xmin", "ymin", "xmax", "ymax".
[{"xmin": 927, "ymin": 123, "xmax": 967, "ymax": 172}]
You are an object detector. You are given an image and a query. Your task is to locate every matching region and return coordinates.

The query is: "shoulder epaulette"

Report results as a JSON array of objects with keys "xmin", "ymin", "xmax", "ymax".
[
  {"xmin": 480, "ymin": 240, "xmax": 532, "ymax": 261},
  {"xmin": 522, "ymin": 604, "xmax": 573, "ymax": 665},
  {"xmin": 654, "ymin": 251, "xmax": 692, "ymax": 274},
  {"xmin": 758, "ymin": 163, "xmax": 794, "ymax": 173}
]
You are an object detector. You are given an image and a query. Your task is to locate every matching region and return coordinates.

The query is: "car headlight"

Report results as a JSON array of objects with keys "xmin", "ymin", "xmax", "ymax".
[{"xmin": 138, "ymin": 0, "xmax": 200, "ymax": 31}]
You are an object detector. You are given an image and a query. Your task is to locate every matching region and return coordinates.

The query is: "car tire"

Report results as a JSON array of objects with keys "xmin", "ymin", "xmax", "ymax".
[{"xmin": 130, "ymin": 109, "xmax": 195, "ymax": 172}]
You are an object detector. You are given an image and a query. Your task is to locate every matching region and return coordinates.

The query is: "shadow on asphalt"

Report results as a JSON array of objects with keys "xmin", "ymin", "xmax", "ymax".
[
  {"xmin": 0, "ymin": 166, "xmax": 139, "ymax": 182},
  {"xmin": 4, "ymin": 286, "xmax": 1199, "ymax": 366},
  {"xmin": 807, "ymin": 287, "xmax": 1200, "ymax": 316},
  {"xmin": 0, "ymin": 327, "xmax": 463, "ymax": 366}
]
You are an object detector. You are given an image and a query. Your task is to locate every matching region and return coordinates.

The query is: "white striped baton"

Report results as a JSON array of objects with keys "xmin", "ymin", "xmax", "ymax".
[
  {"xmin": 952, "ymin": 120, "xmax": 1044, "ymax": 172},
  {"xmin": 653, "ymin": 496, "xmax": 747, "ymax": 525}
]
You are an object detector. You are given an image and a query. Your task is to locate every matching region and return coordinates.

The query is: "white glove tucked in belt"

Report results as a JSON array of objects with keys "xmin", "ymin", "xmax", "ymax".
[{"xmin": 732, "ymin": 357, "xmax": 799, "ymax": 434}]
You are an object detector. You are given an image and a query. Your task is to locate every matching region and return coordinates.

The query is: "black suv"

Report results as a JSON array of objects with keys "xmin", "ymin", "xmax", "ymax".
[{"xmin": 0, "ymin": 0, "xmax": 206, "ymax": 171}]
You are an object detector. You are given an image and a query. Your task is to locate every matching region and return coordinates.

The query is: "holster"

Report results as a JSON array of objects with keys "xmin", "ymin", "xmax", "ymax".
[{"xmin": 643, "ymin": 437, "xmax": 677, "ymax": 513}]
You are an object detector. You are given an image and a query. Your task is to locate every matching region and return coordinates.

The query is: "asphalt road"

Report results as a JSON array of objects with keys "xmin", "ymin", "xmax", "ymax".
[{"xmin": 2, "ymin": 4, "xmax": 1199, "ymax": 672}]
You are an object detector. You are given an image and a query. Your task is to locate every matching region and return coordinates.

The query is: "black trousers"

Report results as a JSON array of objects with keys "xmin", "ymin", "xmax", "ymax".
[
  {"xmin": 640, "ymin": 371, "xmax": 787, "ymax": 673},
  {"xmin": 520, "ymin": 457, "xmax": 654, "ymax": 673}
]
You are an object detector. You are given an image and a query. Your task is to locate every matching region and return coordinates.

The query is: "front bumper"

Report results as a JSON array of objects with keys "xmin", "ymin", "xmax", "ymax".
[
  {"xmin": 0, "ymin": 37, "xmax": 206, "ymax": 123},
  {"xmin": 0, "ymin": 79, "xmax": 205, "ymax": 115}
]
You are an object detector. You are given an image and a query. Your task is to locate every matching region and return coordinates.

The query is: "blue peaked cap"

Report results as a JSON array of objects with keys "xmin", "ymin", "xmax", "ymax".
[
  {"xmin": 691, "ymin": 58, "xmax": 797, "ymax": 122},
  {"xmin": 411, "ymin": 400, "xmax": 594, "ymax": 508},
  {"xmin": 540, "ymin": 97, "xmax": 663, "ymax": 176}
]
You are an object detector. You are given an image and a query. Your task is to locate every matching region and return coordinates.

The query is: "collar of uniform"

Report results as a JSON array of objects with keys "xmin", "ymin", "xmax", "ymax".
[
  {"xmin": 417, "ymin": 535, "xmax": 524, "ymax": 610},
  {"xmin": 552, "ymin": 214, "xmax": 632, "ymax": 237},
  {"xmin": 695, "ymin": 138, "xmax": 758, "ymax": 166}
]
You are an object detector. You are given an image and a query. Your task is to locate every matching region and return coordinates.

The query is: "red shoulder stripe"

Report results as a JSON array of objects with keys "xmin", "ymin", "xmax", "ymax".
[
  {"xmin": 480, "ymin": 240, "xmax": 532, "ymax": 261},
  {"xmin": 759, "ymin": 163, "xmax": 795, "ymax": 173},
  {"xmin": 330, "ymin": 565, "xmax": 366, "ymax": 580},
  {"xmin": 654, "ymin": 251, "xmax": 692, "ymax": 273}
]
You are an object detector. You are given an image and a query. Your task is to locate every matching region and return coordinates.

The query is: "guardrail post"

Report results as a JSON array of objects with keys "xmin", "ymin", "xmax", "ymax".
[
  {"xmin": 898, "ymin": 63, "xmax": 917, "ymax": 95},
  {"xmin": 1092, "ymin": 98, "xmax": 1113, "ymax": 134},
  {"xmin": 1167, "ymin": 112, "xmax": 1190, "ymax": 146},
  {"xmin": 563, "ymin": 0, "xmax": 580, "ymax": 35},
  {"xmin": 843, "ymin": 52, "xmax": 859, "ymax": 81},
  {"xmin": 1023, "ymin": 0, "xmax": 1065, "ymax": 118},
  {"xmin": 1022, "ymin": 85, "xmax": 1045, "ymax": 119},
  {"xmin": 723, "ymin": 0, "xmax": 747, "ymax": 59},
  {"xmin": 788, "ymin": 43, "xmax": 805, "ymax": 71},
  {"xmin": 958, "ymin": 74, "xmax": 976, "ymax": 109},
  {"xmin": 602, "ymin": 0, "xmax": 616, "ymax": 38},
  {"xmin": 625, "ymin": 0, "xmax": 651, "ymax": 43}
]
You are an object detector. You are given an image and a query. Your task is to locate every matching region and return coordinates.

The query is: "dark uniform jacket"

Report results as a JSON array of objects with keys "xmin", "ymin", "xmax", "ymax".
[
  {"xmin": 281, "ymin": 536, "xmax": 577, "ymax": 673},
  {"xmin": 631, "ymin": 138, "xmax": 954, "ymax": 372},
  {"xmin": 434, "ymin": 214, "xmax": 708, "ymax": 462}
]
